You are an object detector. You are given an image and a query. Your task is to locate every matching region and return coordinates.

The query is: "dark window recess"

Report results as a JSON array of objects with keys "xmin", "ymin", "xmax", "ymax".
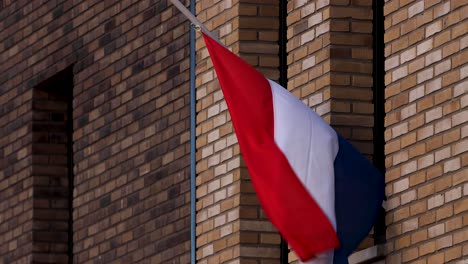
[
  {"xmin": 373, "ymin": 0, "xmax": 386, "ymax": 245},
  {"xmin": 279, "ymin": 0, "xmax": 289, "ymax": 263},
  {"xmin": 32, "ymin": 67, "xmax": 74, "ymax": 264}
]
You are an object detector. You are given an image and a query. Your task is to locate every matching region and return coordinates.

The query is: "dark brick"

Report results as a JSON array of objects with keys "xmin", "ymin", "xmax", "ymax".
[
  {"xmin": 127, "ymin": 193, "xmax": 139, "ymax": 206},
  {"xmin": 63, "ymin": 21, "xmax": 73, "ymax": 34},
  {"xmin": 72, "ymin": 38, "xmax": 84, "ymax": 51},
  {"xmin": 5, "ymin": 36, "xmax": 15, "ymax": 49},
  {"xmin": 99, "ymin": 33, "xmax": 112, "ymax": 47},
  {"xmin": 104, "ymin": 41, "xmax": 116, "ymax": 55},
  {"xmin": 99, "ymin": 194, "xmax": 111, "ymax": 208},
  {"xmin": 293, "ymin": 20, "xmax": 308, "ymax": 35},
  {"xmin": 98, "ymin": 124, "xmax": 112, "ymax": 138},
  {"xmin": 144, "ymin": 10, "xmax": 156, "ymax": 23},
  {"xmin": 167, "ymin": 65, "xmax": 180, "ymax": 78},
  {"xmin": 131, "ymin": 61, "xmax": 145, "ymax": 74},
  {"xmin": 52, "ymin": 5, "xmax": 64, "ymax": 19},
  {"xmin": 168, "ymin": 185, "xmax": 180, "ymax": 199},
  {"xmin": 77, "ymin": 115, "xmax": 89, "ymax": 128},
  {"xmin": 155, "ymin": 1, "xmax": 167, "ymax": 13},
  {"xmin": 104, "ymin": 19, "xmax": 116, "ymax": 32},
  {"xmin": 144, "ymin": 168, "xmax": 167, "ymax": 186}
]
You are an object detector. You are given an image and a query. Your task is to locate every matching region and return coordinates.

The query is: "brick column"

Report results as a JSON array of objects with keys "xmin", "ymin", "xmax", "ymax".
[
  {"xmin": 286, "ymin": 0, "xmax": 376, "ymax": 262},
  {"xmin": 0, "ymin": 90, "xmax": 34, "ymax": 263},
  {"xmin": 195, "ymin": 0, "xmax": 282, "ymax": 263},
  {"xmin": 383, "ymin": 1, "xmax": 467, "ymax": 263}
]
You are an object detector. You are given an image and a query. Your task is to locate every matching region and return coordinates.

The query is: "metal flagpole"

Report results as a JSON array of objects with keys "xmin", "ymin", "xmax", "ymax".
[
  {"xmin": 188, "ymin": 0, "xmax": 197, "ymax": 261},
  {"xmin": 167, "ymin": 1, "xmax": 223, "ymax": 263}
]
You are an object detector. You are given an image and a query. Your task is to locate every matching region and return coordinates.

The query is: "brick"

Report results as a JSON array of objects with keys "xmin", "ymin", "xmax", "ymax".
[
  {"xmin": 408, "ymin": 1, "xmax": 424, "ymax": 18},
  {"xmin": 400, "ymin": 47, "xmax": 416, "ymax": 64},
  {"xmin": 402, "ymin": 218, "xmax": 419, "ymax": 233},
  {"xmin": 417, "ymin": 67, "xmax": 434, "ymax": 84},
  {"xmin": 417, "ymin": 39, "xmax": 433, "ymax": 55},
  {"xmin": 445, "ymin": 186, "xmax": 462, "ymax": 202},
  {"xmin": 395, "ymin": 235, "xmax": 411, "ymax": 250},
  {"xmin": 410, "ymin": 171, "xmax": 426, "ymax": 187},
  {"xmin": 419, "ymin": 241, "xmax": 436, "ymax": 256},
  {"xmin": 446, "ymin": 216, "xmax": 463, "ymax": 233},
  {"xmin": 428, "ymin": 223, "xmax": 445, "ymax": 238},
  {"xmin": 452, "ymin": 139, "xmax": 468, "ymax": 156},
  {"xmin": 425, "ymin": 107, "xmax": 442, "ymax": 123},
  {"xmin": 417, "ymin": 125, "xmax": 434, "ymax": 140},
  {"xmin": 425, "ymin": 49, "xmax": 442, "ymax": 66},
  {"xmin": 402, "ymin": 247, "xmax": 419, "ymax": 262},
  {"xmin": 436, "ymin": 204, "xmax": 453, "ymax": 221},
  {"xmin": 454, "ymin": 230, "xmax": 467, "ymax": 247},
  {"xmin": 452, "ymin": 110, "xmax": 468, "ymax": 126},
  {"xmin": 394, "ymin": 178, "xmax": 410, "ymax": 194},
  {"xmin": 386, "ymin": 55, "xmax": 400, "ymax": 70},
  {"xmin": 436, "ymin": 235, "xmax": 453, "ymax": 250},
  {"xmin": 428, "ymin": 194, "xmax": 444, "ymax": 210},
  {"xmin": 394, "ymin": 207, "xmax": 410, "ymax": 222},
  {"xmin": 408, "ymin": 57, "xmax": 425, "ymax": 74},
  {"xmin": 428, "ymin": 252, "xmax": 445, "ymax": 264},
  {"xmin": 401, "ymin": 103, "xmax": 417, "ymax": 120},
  {"xmin": 401, "ymin": 190, "xmax": 416, "ymax": 205},
  {"xmin": 454, "ymin": 198, "xmax": 468, "ymax": 214},
  {"xmin": 442, "ymin": 70, "xmax": 460, "ymax": 86},
  {"xmin": 418, "ymin": 154, "xmax": 434, "ymax": 169},
  {"xmin": 420, "ymin": 211, "xmax": 436, "ymax": 227},
  {"xmin": 435, "ymin": 146, "xmax": 451, "ymax": 162},
  {"xmin": 409, "ymin": 85, "xmax": 425, "ymax": 102},
  {"xmin": 434, "ymin": 59, "xmax": 451, "ymax": 76},
  {"xmin": 444, "ymin": 157, "xmax": 461, "ymax": 173},
  {"xmin": 454, "ymin": 80, "xmax": 468, "ymax": 97},
  {"xmin": 426, "ymin": 20, "xmax": 442, "ymax": 37},
  {"xmin": 444, "ymin": 246, "xmax": 462, "ymax": 262}
]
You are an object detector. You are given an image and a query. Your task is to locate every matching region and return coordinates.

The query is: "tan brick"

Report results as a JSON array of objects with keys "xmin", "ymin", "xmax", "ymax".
[
  {"xmin": 427, "ymin": 252, "xmax": 445, "ymax": 264},
  {"xmin": 402, "ymin": 247, "xmax": 419, "ymax": 262},
  {"xmin": 436, "ymin": 205, "xmax": 453, "ymax": 221},
  {"xmin": 395, "ymin": 235, "xmax": 411, "ymax": 250},
  {"xmin": 436, "ymin": 235, "xmax": 453, "ymax": 250},
  {"xmin": 454, "ymin": 197, "xmax": 468, "ymax": 214},
  {"xmin": 419, "ymin": 240, "xmax": 436, "ymax": 256},
  {"xmin": 444, "ymin": 246, "xmax": 462, "ymax": 262}
]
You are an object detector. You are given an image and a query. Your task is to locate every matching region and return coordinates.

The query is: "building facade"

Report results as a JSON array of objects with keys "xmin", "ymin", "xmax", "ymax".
[{"xmin": 0, "ymin": 0, "xmax": 466, "ymax": 263}]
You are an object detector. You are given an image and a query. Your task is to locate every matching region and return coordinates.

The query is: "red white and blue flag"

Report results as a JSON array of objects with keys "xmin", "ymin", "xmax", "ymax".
[{"xmin": 202, "ymin": 33, "xmax": 385, "ymax": 264}]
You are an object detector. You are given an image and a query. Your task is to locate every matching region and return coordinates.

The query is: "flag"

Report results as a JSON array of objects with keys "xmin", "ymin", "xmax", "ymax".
[{"xmin": 202, "ymin": 33, "xmax": 385, "ymax": 264}]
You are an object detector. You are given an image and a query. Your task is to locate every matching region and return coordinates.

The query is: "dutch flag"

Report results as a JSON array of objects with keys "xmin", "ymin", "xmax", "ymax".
[{"xmin": 203, "ymin": 33, "xmax": 385, "ymax": 264}]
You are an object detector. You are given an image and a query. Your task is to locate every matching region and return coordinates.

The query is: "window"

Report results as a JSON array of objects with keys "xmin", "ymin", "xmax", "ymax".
[{"xmin": 32, "ymin": 67, "xmax": 74, "ymax": 264}]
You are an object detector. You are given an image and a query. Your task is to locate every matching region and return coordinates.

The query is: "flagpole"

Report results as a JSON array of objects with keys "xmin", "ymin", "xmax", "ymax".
[
  {"xmin": 167, "ymin": 1, "xmax": 221, "ymax": 263},
  {"xmin": 168, "ymin": 0, "xmax": 225, "ymax": 47},
  {"xmin": 188, "ymin": 0, "xmax": 197, "ymax": 261}
]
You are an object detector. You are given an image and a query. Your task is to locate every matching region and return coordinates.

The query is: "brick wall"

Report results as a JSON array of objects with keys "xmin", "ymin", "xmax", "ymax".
[
  {"xmin": 0, "ymin": 0, "xmax": 192, "ymax": 263},
  {"xmin": 0, "ymin": 58, "xmax": 34, "ymax": 263},
  {"xmin": 286, "ymin": 0, "xmax": 377, "ymax": 261},
  {"xmin": 384, "ymin": 0, "xmax": 467, "ymax": 263},
  {"xmin": 195, "ymin": 0, "xmax": 282, "ymax": 263}
]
